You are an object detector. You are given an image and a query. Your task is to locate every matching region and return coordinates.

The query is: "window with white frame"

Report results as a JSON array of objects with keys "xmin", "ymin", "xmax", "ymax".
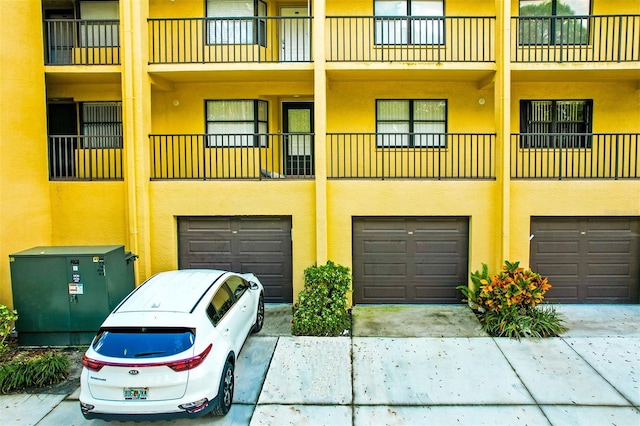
[
  {"xmin": 374, "ymin": 0, "xmax": 444, "ymax": 45},
  {"xmin": 79, "ymin": 1, "xmax": 119, "ymax": 47},
  {"xmin": 520, "ymin": 99, "xmax": 593, "ymax": 148},
  {"xmin": 518, "ymin": 0, "xmax": 590, "ymax": 45},
  {"xmin": 376, "ymin": 99, "xmax": 447, "ymax": 148},
  {"xmin": 206, "ymin": 100, "xmax": 268, "ymax": 147},
  {"xmin": 82, "ymin": 101, "xmax": 123, "ymax": 148},
  {"xmin": 206, "ymin": 0, "xmax": 267, "ymax": 46}
]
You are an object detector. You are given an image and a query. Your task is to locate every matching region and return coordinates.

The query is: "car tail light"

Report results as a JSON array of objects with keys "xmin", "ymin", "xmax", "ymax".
[
  {"xmin": 82, "ymin": 355, "xmax": 106, "ymax": 372},
  {"xmin": 166, "ymin": 344, "xmax": 213, "ymax": 372}
]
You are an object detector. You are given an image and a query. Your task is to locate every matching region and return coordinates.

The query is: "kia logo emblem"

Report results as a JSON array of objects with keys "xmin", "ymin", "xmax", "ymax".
[{"xmin": 129, "ymin": 370, "xmax": 139, "ymax": 375}]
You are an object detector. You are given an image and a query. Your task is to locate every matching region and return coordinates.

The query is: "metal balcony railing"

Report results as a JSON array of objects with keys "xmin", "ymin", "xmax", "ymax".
[
  {"xmin": 148, "ymin": 17, "xmax": 312, "ymax": 64},
  {"xmin": 512, "ymin": 15, "xmax": 640, "ymax": 62},
  {"xmin": 149, "ymin": 134, "xmax": 314, "ymax": 179},
  {"xmin": 327, "ymin": 16, "xmax": 495, "ymax": 62},
  {"xmin": 44, "ymin": 19, "xmax": 120, "ymax": 65},
  {"xmin": 328, "ymin": 133, "xmax": 495, "ymax": 179},
  {"xmin": 48, "ymin": 136, "xmax": 123, "ymax": 180},
  {"xmin": 511, "ymin": 133, "xmax": 639, "ymax": 179}
]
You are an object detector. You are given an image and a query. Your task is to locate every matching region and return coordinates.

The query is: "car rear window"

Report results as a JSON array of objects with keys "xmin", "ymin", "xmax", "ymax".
[{"xmin": 92, "ymin": 327, "xmax": 195, "ymax": 359}]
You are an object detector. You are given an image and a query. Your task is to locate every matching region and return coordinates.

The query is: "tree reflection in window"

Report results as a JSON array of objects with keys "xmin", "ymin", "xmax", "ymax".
[{"xmin": 518, "ymin": 0, "xmax": 590, "ymax": 45}]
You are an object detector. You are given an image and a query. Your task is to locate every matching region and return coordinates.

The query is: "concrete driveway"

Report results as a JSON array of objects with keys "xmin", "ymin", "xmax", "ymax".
[{"xmin": 2, "ymin": 304, "xmax": 639, "ymax": 425}]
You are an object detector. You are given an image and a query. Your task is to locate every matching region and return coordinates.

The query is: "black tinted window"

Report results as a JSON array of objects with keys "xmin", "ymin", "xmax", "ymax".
[{"xmin": 93, "ymin": 327, "xmax": 195, "ymax": 358}]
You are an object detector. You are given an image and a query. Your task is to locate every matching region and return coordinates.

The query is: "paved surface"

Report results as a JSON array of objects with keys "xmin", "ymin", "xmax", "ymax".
[{"xmin": 1, "ymin": 304, "xmax": 639, "ymax": 425}]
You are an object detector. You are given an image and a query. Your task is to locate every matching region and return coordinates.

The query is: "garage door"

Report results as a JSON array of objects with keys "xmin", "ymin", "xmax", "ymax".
[
  {"xmin": 352, "ymin": 217, "xmax": 469, "ymax": 304},
  {"xmin": 530, "ymin": 217, "xmax": 640, "ymax": 304},
  {"xmin": 178, "ymin": 216, "xmax": 293, "ymax": 303}
]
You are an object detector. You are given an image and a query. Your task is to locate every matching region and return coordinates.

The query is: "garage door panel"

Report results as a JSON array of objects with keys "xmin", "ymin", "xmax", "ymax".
[
  {"xmin": 363, "ymin": 285, "xmax": 407, "ymax": 301},
  {"xmin": 239, "ymin": 239, "xmax": 288, "ymax": 254},
  {"xmin": 531, "ymin": 217, "xmax": 639, "ymax": 304},
  {"xmin": 415, "ymin": 285, "xmax": 458, "ymax": 302},
  {"xmin": 535, "ymin": 241, "xmax": 580, "ymax": 254},
  {"xmin": 535, "ymin": 262, "xmax": 579, "ymax": 277},
  {"xmin": 416, "ymin": 240, "xmax": 460, "ymax": 254},
  {"xmin": 415, "ymin": 262, "xmax": 461, "ymax": 277},
  {"xmin": 180, "ymin": 217, "xmax": 232, "ymax": 231},
  {"xmin": 353, "ymin": 217, "xmax": 468, "ymax": 304},
  {"xmin": 587, "ymin": 241, "xmax": 631, "ymax": 254},
  {"xmin": 363, "ymin": 262, "xmax": 407, "ymax": 277},
  {"xmin": 188, "ymin": 240, "xmax": 232, "ymax": 254},
  {"xmin": 587, "ymin": 263, "xmax": 630, "ymax": 277},
  {"xmin": 362, "ymin": 240, "xmax": 408, "ymax": 255}
]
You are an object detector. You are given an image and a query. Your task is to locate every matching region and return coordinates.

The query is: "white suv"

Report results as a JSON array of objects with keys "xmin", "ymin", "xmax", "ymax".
[{"xmin": 79, "ymin": 269, "xmax": 264, "ymax": 421}]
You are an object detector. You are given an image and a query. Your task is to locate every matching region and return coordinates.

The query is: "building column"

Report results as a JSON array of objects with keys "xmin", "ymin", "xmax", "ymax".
[
  {"xmin": 121, "ymin": 0, "xmax": 152, "ymax": 282},
  {"xmin": 313, "ymin": 0, "xmax": 328, "ymax": 264},
  {"xmin": 496, "ymin": 0, "xmax": 512, "ymax": 267}
]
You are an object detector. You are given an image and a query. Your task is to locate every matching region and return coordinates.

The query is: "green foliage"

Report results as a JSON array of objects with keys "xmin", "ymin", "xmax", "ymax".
[
  {"xmin": 480, "ymin": 305, "xmax": 566, "ymax": 339},
  {"xmin": 0, "ymin": 351, "xmax": 70, "ymax": 393},
  {"xmin": 460, "ymin": 261, "xmax": 565, "ymax": 339},
  {"xmin": 0, "ymin": 305, "xmax": 18, "ymax": 353},
  {"xmin": 292, "ymin": 261, "xmax": 352, "ymax": 336}
]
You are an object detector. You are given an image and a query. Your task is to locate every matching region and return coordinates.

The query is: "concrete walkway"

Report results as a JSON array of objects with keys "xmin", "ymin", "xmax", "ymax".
[{"xmin": 1, "ymin": 305, "xmax": 638, "ymax": 425}]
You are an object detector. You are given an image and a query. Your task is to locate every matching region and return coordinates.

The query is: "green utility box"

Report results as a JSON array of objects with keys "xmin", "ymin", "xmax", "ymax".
[{"xmin": 9, "ymin": 245, "xmax": 137, "ymax": 346}]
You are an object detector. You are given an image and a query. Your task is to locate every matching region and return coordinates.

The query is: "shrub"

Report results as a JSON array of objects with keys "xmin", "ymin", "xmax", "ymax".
[
  {"xmin": 0, "ymin": 305, "xmax": 18, "ymax": 353},
  {"xmin": 458, "ymin": 261, "xmax": 565, "ymax": 339},
  {"xmin": 292, "ymin": 261, "xmax": 352, "ymax": 336},
  {"xmin": 0, "ymin": 350, "xmax": 70, "ymax": 393}
]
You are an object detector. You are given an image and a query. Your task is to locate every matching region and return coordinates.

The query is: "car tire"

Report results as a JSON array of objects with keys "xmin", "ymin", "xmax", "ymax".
[
  {"xmin": 251, "ymin": 294, "xmax": 264, "ymax": 334},
  {"xmin": 212, "ymin": 359, "xmax": 234, "ymax": 416}
]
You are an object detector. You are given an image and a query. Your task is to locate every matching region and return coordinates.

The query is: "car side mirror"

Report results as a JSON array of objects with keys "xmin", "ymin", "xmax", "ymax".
[{"xmin": 249, "ymin": 281, "xmax": 259, "ymax": 290}]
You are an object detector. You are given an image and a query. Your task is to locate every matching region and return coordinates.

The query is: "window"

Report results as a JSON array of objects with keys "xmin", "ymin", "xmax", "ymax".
[
  {"xmin": 207, "ymin": 0, "xmax": 267, "ymax": 46},
  {"xmin": 81, "ymin": 102, "xmax": 123, "ymax": 148},
  {"xmin": 226, "ymin": 276, "xmax": 248, "ymax": 300},
  {"xmin": 519, "ymin": 0, "xmax": 590, "ymax": 45},
  {"xmin": 520, "ymin": 100, "xmax": 593, "ymax": 148},
  {"xmin": 206, "ymin": 100, "xmax": 268, "ymax": 147},
  {"xmin": 92, "ymin": 327, "xmax": 195, "ymax": 358},
  {"xmin": 375, "ymin": 0, "xmax": 444, "ymax": 45},
  {"xmin": 376, "ymin": 100, "xmax": 447, "ymax": 148},
  {"xmin": 207, "ymin": 285, "xmax": 235, "ymax": 325},
  {"xmin": 79, "ymin": 1, "xmax": 119, "ymax": 48}
]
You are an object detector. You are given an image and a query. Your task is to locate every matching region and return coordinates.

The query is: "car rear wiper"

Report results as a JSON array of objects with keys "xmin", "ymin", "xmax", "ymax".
[{"xmin": 134, "ymin": 351, "xmax": 167, "ymax": 357}]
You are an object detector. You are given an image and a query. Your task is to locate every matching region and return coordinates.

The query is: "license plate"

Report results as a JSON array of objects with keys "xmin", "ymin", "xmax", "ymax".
[{"xmin": 124, "ymin": 387, "xmax": 148, "ymax": 400}]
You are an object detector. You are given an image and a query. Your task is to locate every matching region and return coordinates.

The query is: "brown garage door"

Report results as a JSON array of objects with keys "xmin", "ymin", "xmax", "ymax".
[
  {"xmin": 352, "ymin": 217, "xmax": 469, "ymax": 304},
  {"xmin": 530, "ymin": 217, "xmax": 640, "ymax": 304},
  {"xmin": 178, "ymin": 216, "xmax": 293, "ymax": 303}
]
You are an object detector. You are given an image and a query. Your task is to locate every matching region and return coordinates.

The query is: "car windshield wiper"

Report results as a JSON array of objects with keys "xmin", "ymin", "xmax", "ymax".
[{"xmin": 134, "ymin": 351, "xmax": 166, "ymax": 357}]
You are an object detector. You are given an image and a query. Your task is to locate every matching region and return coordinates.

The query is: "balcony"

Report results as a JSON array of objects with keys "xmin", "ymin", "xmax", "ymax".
[
  {"xmin": 512, "ymin": 15, "xmax": 640, "ymax": 63},
  {"xmin": 44, "ymin": 19, "xmax": 120, "ymax": 65},
  {"xmin": 328, "ymin": 133, "xmax": 495, "ymax": 179},
  {"xmin": 48, "ymin": 136, "xmax": 123, "ymax": 181},
  {"xmin": 511, "ymin": 133, "xmax": 639, "ymax": 179},
  {"xmin": 149, "ymin": 134, "xmax": 314, "ymax": 180},
  {"xmin": 148, "ymin": 16, "xmax": 312, "ymax": 64},
  {"xmin": 326, "ymin": 16, "xmax": 495, "ymax": 63}
]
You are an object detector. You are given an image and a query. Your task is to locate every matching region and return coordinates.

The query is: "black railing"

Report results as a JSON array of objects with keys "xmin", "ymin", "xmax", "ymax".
[
  {"xmin": 512, "ymin": 15, "xmax": 640, "ymax": 62},
  {"xmin": 327, "ymin": 16, "xmax": 495, "ymax": 62},
  {"xmin": 328, "ymin": 133, "xmax": 495, "ymax": 179},
  {"xmin": 44, "ymin": 19, "xmax": 120, "ymax": 65},
  {"xmin": 511, "ymin": 133, "xmax": 639, "ymax": 179},
  {"xmin": 149, "ymin": 134, "xmax": 314, "ymax": 179},
  {"xmin": 48, "ymin": 136, "xmax": 123, "ymax": 180},
  {"xmin": 148, "ymin": 16, "xmax": 312, "ymax": 64}
]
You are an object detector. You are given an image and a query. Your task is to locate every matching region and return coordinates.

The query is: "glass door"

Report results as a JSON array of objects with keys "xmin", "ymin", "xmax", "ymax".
[{"xmin": 283, "ymin": 102, "xmax": 314, "ymax": 176}]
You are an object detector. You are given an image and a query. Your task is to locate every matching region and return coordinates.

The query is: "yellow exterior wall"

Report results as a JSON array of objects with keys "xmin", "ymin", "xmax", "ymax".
[{"xmin": 0, "ymin": 1, "xmax": 51, "ymax": 307}]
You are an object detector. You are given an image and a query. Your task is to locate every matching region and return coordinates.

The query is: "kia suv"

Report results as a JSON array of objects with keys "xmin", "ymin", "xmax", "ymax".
[{"xmin": 79, "ymin": 269, "xmax": 265, "ymax": 420}]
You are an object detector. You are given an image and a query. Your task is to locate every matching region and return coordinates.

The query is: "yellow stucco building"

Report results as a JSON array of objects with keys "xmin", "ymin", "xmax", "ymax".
[{"xmin": 1, "ymin": 0, "xmax": 639, "ymax": 309}]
